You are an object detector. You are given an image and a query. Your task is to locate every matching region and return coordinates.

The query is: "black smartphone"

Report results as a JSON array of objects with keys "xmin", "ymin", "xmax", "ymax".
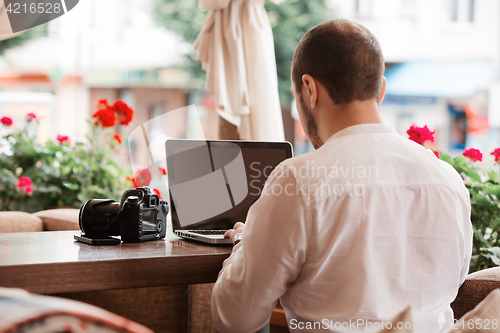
[{"xmin": 74, "ymin": 234, "xmax": 121, "ymax": 245}]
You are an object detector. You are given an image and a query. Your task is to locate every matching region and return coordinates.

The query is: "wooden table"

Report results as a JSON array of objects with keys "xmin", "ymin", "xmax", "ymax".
[
  {"xmin": 0, "ymin": 230, "xmax": 232, "ymax": 332},
  {"xmin": 0, "ymin": 230, "xmax": 232, "ymax": 294}
]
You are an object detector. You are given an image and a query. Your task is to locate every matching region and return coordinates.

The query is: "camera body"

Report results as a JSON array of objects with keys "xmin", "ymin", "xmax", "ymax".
[
  {"xmin": 79, "ymin": 187, "xmax": 168, "ymax": 243},
  {"xmin": 119, "ymin": 187, "xmax": 168, "ymax": 242}
]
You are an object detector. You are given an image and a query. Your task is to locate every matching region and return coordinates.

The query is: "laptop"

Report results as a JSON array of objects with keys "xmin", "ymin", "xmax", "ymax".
[{"xmin": 165, "ymin": 139, "xmax": 293, "ymax": 244}]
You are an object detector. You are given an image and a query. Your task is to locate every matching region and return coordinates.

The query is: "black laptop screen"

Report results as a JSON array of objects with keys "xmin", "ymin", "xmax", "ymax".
[{"xmin": 165, "ymin": 140, "xmax": 293, "ymax": 231}]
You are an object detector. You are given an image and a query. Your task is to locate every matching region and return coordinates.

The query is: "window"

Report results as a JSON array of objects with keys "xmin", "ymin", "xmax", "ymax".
[
  {"xmin": 355, "ymin": 0, "xmax": 372, "ymax": 18},
  {"xmin": 451, "ymin": 0, "xmax": 475, "ymax": 22},
  {"xmin": 400, "ymin": 0, "xmax": 416, "ymax": 20}
]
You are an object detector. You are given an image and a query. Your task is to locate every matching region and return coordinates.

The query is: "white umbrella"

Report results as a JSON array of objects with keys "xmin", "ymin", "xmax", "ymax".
[{"xmin": 194, "ymin": 0, "xmax": 285, "ymax": 141}]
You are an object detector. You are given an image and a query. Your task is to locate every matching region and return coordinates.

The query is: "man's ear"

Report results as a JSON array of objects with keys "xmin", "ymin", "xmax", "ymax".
[
  {"xmin": 301, "ymin": 74, "xmax": 318, "ymax": 109},
  {"xmin": 378, "ymin": 77, "xmax": 387, "ymax": 105}
]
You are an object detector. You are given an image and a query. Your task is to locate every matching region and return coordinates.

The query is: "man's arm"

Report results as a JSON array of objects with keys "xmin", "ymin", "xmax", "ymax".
[
  {"xmin": 459, "ymin": 188, "xmax": 473, "ymax": 284},
  {"xmin": 211, "ymin": 165, "xmax": 310, "ymax": 332}
]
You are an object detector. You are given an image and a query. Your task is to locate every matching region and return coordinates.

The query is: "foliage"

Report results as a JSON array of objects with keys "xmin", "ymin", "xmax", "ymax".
[
  {"xmin": 265, "ymin": 0, "xmax": 332, "ymax": 105},
  {"xmin": 0, "ymin": 104, "xmax": 133, "ymax": 213},
  {"xmin": 151, "ymin": 0, "xmax": 332, "ymax": 106},
  {"xmin": 407, "ymin": 124, "xmax": 500, "ymax": 273},
  {"xmin": 437, "ymin": 150, "xmax": 500, "ymax": 273},
  {"xmin": 150, "ymin": 0, "xmax": 209, "ymax": 82},
  {"xmin": 0, "ymin": 25, "xmax": 47, "ymax": 56}
]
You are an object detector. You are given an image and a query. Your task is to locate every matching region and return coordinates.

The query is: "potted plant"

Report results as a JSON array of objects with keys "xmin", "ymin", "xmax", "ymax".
[
  {"xmin": 407, "ymin": 124, "xmax": 500, "ymax": 272},
  {"xmin": 0, "ymin": 100, "xmax": 134, "ymax": 212}
]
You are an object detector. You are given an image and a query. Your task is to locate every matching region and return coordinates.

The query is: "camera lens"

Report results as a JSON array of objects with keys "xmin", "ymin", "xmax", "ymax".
[{"xmin": 79, "ymin": 199, "xmax": 122, "ymax": 238}]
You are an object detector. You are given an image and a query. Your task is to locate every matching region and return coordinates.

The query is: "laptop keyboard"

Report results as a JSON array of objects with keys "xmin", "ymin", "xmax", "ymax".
[{"xmin": 189, "ymin": 230, "xmax": 227, "ymax": 235}]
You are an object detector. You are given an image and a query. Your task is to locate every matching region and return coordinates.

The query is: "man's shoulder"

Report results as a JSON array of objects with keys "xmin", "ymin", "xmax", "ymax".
[
  {"xmin": 386, "ymin": 138, "xmax": 469, "ymax": 196},
  {"xmin": 288, "ymin": 134, "xmax": 464, "ymax": 191},
  {"xmin": 282, "ymin": 148, "xmax": 322, "ymax": 168},
  {"xmin": 271, "ymin": 148, "xmax": 326, "ymax": 180}
]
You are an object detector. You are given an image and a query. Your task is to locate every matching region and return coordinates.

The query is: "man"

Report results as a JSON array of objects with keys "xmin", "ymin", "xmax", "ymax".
[{"xmin": 212, "ymin": 19, "xmax": 472, "ymax": 333}]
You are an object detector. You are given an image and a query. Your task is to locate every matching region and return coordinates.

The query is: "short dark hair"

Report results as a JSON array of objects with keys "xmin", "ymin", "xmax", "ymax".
[{"xmin": 292, "ymin": 19, "xmax": 385, "ymax": 105}]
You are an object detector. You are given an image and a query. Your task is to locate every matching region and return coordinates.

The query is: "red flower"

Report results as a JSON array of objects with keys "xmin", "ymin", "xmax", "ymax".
[
  {"xmin": 26, "ymin": 113, "xmax": 37, "ymax": 120},
  {"xmin": 112, "ymin": 100, "xmax": 134, "ymax": 125},
  {"xmin": 57, "ymin": 135, "xmax": 70, "ymax": 144},
  {"xmin": 16, "ymin": 177, "xmax": 32, "ymax": 188},
  {"xmin": 92, "ymin": 99, "xmax": 116, "ymax": 127},
  {"xmin": 153, "ymin": 188, "xmax": 164, "ymax": 199},
  {"xmin": 158, "ymin": 167, "xmax": 167, "ymax": 175},
  {"xmin": 1, "ymin": 116, "xmax": 13, "ymax": 126},
  {"xmin": 128, "ymin": 168, "xmax": 152, "ymax": 188},
  {"xmin": 407, "ymin": 124, "xmax": 435, "ymax": 145},
  {"xmin": 136, "ymin": 169, "xmax": 152, "ymax": 187},
  {"xmin": 92, "ymin": 108, "xmax": 116, "ymax": 128},
  {"xmin": 463, "ymin": 148, "xmax": 483, "ymax": 162},
  {"xmin": 491, "ymin": 148, "xmax": 500, "ymax": 163},
  {"xmin": 126, "ymin": 176, "xmax": 138, "ymax": 188},
  {"xmin": 433, "ymin": 150, "xmax": 440, "ymax": 159},
  {"xmin": 15, "ymin": 176, "xmax": 33, "ymax": 195},
  {"xmin": 97, "ymin": 99, "xmax": 110, "ymax": 109},
  {"xmin": 92, "ymin": 99, "xmax": 134, "ymax": 128},
  {"xmin": 114, "ymin": 134, "xmax": 122, "ymax": 145}
]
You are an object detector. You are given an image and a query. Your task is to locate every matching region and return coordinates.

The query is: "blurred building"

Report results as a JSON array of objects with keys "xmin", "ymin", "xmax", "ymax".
[
  {"xmin": 331, "ymin": 0, "xmax": 500, "ymax": 154},
  {"xmin": 0, "ymin": 0, "xmax": 218, "ymax": 176},
  {"xmin": 2, "ymin": 0, "xmax": 499, "ymax": 158}
]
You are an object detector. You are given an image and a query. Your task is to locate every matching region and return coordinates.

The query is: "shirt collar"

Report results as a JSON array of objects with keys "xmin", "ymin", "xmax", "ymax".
[{"xmin": 325, "ymin": 123, "xmax": 397, "ymax": 144}]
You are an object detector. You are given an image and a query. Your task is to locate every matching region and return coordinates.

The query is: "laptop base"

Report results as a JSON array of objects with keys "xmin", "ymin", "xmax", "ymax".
[{"xmin": 175, "ymin": 230, "xmax": 233, "ymax": 245}]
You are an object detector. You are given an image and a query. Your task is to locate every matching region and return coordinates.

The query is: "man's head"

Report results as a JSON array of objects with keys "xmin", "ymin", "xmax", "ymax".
[{"xmin": 291, "ymin": 19, "xmax": 385, "ymax": 148}]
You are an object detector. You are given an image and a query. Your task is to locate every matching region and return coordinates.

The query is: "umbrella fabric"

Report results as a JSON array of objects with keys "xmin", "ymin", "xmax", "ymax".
[{"xmin": 194, "ymin": 0, "xmax": 285, "ymax": 141}]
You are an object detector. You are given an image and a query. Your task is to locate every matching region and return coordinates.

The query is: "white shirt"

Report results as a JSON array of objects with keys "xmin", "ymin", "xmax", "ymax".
[{"xmin": 212, "ymin": 124, "xmax": 472, "ymax": 333}]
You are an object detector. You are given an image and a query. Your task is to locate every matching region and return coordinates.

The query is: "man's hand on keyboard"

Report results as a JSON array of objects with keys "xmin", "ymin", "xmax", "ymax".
[{"xmin": 224, "ymin": 222, "xmax": 245, "ymax": 244}]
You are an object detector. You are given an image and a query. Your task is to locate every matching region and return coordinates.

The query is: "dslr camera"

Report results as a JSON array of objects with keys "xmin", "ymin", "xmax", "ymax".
[{"xmin": 77, "ymin": 187, "xmax": 169, "ymax": 244}]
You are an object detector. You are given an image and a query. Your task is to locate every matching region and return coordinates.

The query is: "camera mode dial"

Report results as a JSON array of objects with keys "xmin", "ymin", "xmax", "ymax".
[{"xmin": 127, "ymin": 196, "xmax": 139, "ymax": 203}]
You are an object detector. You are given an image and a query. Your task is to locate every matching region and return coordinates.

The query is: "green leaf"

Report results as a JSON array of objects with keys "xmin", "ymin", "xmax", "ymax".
[
  {"xmin": 484, "ymin": 185, "xmax": 500, "ymax": 197},
  {"xmin": 454, "ymin": 155, "xmax": 468, "ymax": 167},
  {"xmin": 482, "ymin": 247, "xmax": 500, "ymax": 266},
  {"xmin": 474, "ymin": 228, "xmax": 490, "ymax": 248},
  {"xmin": 438, "ymin": 150, "xmax": 453, "ymax": 165},
  {"xmin": 466, "ymin": 168, "xmax": 482, "ymax": 182},
  {"xmin": 472, "ymin": 192, "xmax": 490, "ymax": 206},
  {"xmin": 469, "ymin": 254, "xmax": 480, "ymax": 272},
  {"xmin": 489, "ymin": 171, "xmax": 500, "ymax": 183}
]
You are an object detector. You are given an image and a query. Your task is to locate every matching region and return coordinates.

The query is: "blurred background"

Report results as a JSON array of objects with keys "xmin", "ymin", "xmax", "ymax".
[{"xmin": 0, "ymin": 0, "xmax": 498, "ymax": 167}]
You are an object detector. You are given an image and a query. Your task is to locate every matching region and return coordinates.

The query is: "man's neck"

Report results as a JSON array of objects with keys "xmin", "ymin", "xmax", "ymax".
[{"xmin": 317, "ymin": 99, "xmax": 383, "ymax": 143}]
